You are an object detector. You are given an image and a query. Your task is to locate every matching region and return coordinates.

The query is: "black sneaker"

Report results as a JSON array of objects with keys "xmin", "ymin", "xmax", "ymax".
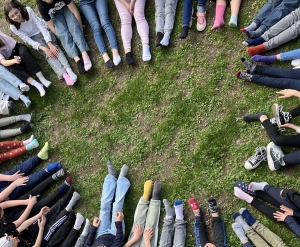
[
  {"xmin": 267, "ymin": 142, "xmax": 285, "ymax": 171},
  {"xmin": 272, "ymin": 104, "xmax": 291, "ymax": 127},
  {"xmin": 207, "ymin": 198, "xmax": 218, "ymax": 213},
  {"xmin": 244, "ymin": 147, "xmax": 267, "ymax": 170}
]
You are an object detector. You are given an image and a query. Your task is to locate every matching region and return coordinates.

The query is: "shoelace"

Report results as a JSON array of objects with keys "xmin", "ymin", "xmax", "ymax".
[{"xmin": 270, "ymin": 148, "xmax": 281, "ymax": 161}]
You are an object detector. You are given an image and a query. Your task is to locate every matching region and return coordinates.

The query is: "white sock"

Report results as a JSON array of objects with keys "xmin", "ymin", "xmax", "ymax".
[
  {"xmin": 66, "ymin": 192, "xmax": 81, "ymax": 210},
  {"xmin": 32, "ymin": 80, "xmax": 45, "ymax": 97},
  {"xmin": 74, "ymin": 213, "xmax": 84, "ymax": 229},
  {"xmin": 19, "ymin": 82, "xmax": 30, "ymax": 92},
  {"xmin": 20, "ymin": 95, "xmax": 31, "ymax": 107},
  {"xmin": 66, "ymin": 68, "xmax": 77, "ymax": 83},
  {"xmin": 82, "ymin": 219, "xmax": 91, "ymax": 236},
  {"xmin": 249, "ymin": 182, "xmax": 268, "ymax": 191},
  {"xmin": 232, "ymin": 223, "xmax": 248, "ymax": 242},
  {"xmin": 174, "ymin": 203, "xmax": 184, "ymax": 220},
  {"xmin": 19, "ymin": 114, "xmax": 31, "ymax": 122},
  {"xmin": 234, "ymin": 215, "xmax": 250, "ymax": 231},
  {"xmin": 142, "ymin": 45, "xmax": 151, "ymax": 62},
  {"xmin": 113, "ymin": 55, "xmax": 121, "ymax": 66},
  {"xmin": 160, "ymin": 32, "xmax": 171, "ymax": 46},
  {"xmin": 36, "ymin": 72, "xmax": 51, "ymax": 88}
]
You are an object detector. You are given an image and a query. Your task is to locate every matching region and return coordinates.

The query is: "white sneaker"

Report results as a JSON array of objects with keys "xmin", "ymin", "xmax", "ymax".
[
  {"xmin": 291, "ymin": 59, "xmax": 300, "ymax": 67},
  {"xmin": 244, "ymin": 147, "xmax": 267, "ymax": 170},
  {"xmin": 266, "ymin": 142, "xmax": 285, "ymax": 171},
  {"xmin": 196, "ymin": 12, "xmax": 206, "ymax": 31}
]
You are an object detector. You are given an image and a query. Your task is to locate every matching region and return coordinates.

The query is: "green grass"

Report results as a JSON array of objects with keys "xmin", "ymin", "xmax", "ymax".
[{"xmin": 1, "ymin": 0, "xmax": 300, "ymax": 245}]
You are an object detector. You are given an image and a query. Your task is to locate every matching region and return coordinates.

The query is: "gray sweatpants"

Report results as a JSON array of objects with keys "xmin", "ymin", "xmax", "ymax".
[
  {"xmin": 155, "ymin": 0, "xmax": 179, "ymax": 34},
  {"xmin": 262, "ymin": 7, "xmax": 300, "ymax": 50},
  {"xmin": 74, "ymin": 234, "xmax": 87, "ymax": 247},
  {"xmin": 0, "ymin": 116, "xmax": 22, "ymax": 139},
  {"xmin": 159, "ymin": 218, "xmax": 186, "ymax": 247}
]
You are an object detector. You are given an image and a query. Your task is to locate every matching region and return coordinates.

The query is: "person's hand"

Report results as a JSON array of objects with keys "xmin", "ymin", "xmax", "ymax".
[
  {"xmin": 39, "ymin": 206, "xmax": 50, "ymax": 216},
  {"xmin": 204, "ymin": 244, "xmax": 217, "ymax": 247},
  {"xmin": 132, "ymin": 224, "xmax": 143, "ymax": 240},
  {"xmin": 38, "ymin": 215, "xmax": 46, "ymax": 229},
  {"xmin": 274, "ymin": 211, "xmax": 288, "ymax": 221},
  {"xmin": 279, "ymin": 123, "xmax": 299, "ymax": 130},
  {"xmin": 48, "ymin": 42, "xmax": 59, "ymax": 58},
  {"xmin": 12, "ymin": 56, "xmax": 21, "ymax": 64},
  {"xmin": 143, "ymin": 228, "xmax": 153, "ymax": 242},
  {"xmin": 124, "ymin": 2, "xmax": 131, "ymax": 14},
  {"xmin": 276, "ymin": 89, "xmax": 297, "ymax": 98},
  {"xmin": 129, "ymin": 0, "xmax": 135, "ymax": 15},
  {"xmin": 93, "ymin": 217, "xmax": 100, "ymax": 227},
  {"xmin": 11, "ymin": 171, "xmax": 24, "ymax": 181},
  {"xmin": 280, "ymin": 205, "xmax": 294, "ymax": 216},
  {"xmin": 28, "ymin": 195, "xmax": 37, "ymax": 207},
  {"xmin": 13, "ymin": 177, "xmax": 29, "ymax": 187},
  {"xmin": 43, "ymin": 47, "xmax": 56, "ymax": 59},
  {"xmin": 116, "ymin": 212, "xmax": 124, "ymax": 221}
]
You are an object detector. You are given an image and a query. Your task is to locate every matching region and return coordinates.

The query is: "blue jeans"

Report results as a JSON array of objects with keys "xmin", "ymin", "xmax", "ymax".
[
  {"xmin": 182, "ymin": 0, "xmax": 207, "ymax": 27},
  {"xmin": 0, "ymin": 66, "xmax": 22, "ymax": 100},
  {"xmin": 96, "ymin": 174, "xmax": 131, "ymax": 238},
  {"xmin": 53, "ymin": 6, "xmax": 90, "ymax": 59},
  {"xmin": 280, "ymin": 48, "xmax": 300, "ymax": 61},
  {"xmin": 283, "ymin": 150, "xmax": 300, "ymax": 165},
  {"xmin": 80, "ymin": 0, "xmax": 118, "ymax": 55},
  {"xmin": 0, "ymin": 155, "xmax": 42, "ymax": 189}
]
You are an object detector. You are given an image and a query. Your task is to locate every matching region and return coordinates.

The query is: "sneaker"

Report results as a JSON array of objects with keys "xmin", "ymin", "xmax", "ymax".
[
  {"xmin": 291, "ymin": 59, "xmax": 300, "ymax": 67},
  {"xmin": 272, "ymin": 103, "xmax": 290, "ymax": 127},
  {"xmin": 189, "ymin": 8, "xmax": 194, "ymax": 28},
  {"xmin": 52, "ymin": 168, "xmax": 65, "ymax": 180},
  {"xmin": 244, "ymin": 147, "xmax": 267, "ymax": 170},
  {"xmin": 266, "ymin": 142, "xmax": 285, "ymax": 171},
  {"xmin": 196, "ymin": 12, "xmax": 206, "ymax": 31}
]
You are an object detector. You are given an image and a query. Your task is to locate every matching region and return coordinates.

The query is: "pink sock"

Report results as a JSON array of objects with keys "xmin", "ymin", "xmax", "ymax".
[
  {"xmin": 234, "ymin": 187, "xmax": 253, "ymax": 203},
  {"xmin": 63, "ymin": 73, "xmax": 74, "ymax": 86},
  {"xmin": 83, "ymin": 56, "xmax": 92, "ymax": 71},
  {"xmin": 23, "ymin": 134, "xmax": 34, "ymax": 145},
  {"xmin": 211, "ymin": 5, "xmax": 226, "ymax": 30}
]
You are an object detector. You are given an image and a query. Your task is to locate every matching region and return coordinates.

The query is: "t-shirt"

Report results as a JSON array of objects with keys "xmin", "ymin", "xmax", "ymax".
[
  {"xmin": 0, "ymin": 215, "xmax": 16, "ymax": 238},
  {"xmin": 0, "ymin": 31, "xmax": 16, "ymax": 61},
  {"xmin": 38, "ymin": 0, "xmax": 72, "ymax": 22}
]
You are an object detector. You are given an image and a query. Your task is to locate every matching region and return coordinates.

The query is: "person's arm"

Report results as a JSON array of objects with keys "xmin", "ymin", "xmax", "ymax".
[
  {"xmin": 32, "ymin": 215, "xmax": 46, "ymax": 247},
  {"xmin": 123, "ymin": 224, "xmax": 143, "ymax": 247},
  {"xmin": 0, "ymin": 199, "xmax": 28, "ymax": 209},
  {"xmin": 143, "ymin": 228, "xmax": 153, "ymax": 247},
  {"xmin": 0, "ymin": 177, "xmax": 29, "ymax": 202},
  {"xmin": 0, "ymin": 57, "xmax": 22, "ymax": 67},
  {"xmin": 111, "ymin": 212, "xmax": 124, "ymax": 247},
  {"xmin": 67, "ymin": 1, "xmax": 83, "ymax": 32},
  {"xmin": 0, "ymin": 171, "xmax": 23, "ymax": 182},
  {"xmin": 45, "ymin": 20, "xmax": 56, "ymax": 35},
  {"xmin": 276, "ymin": 89, "xmax": 300, "ymax": 99},
  {"xmin": 83, "ymin": 217, "xmax": 100, "ymax": 247},
  {"xmin": 13, "ymin": 195, "xmax": 37, "ymax": 228}
]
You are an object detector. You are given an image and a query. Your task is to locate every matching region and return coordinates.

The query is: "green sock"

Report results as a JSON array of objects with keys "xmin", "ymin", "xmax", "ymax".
[{"xmin": 38, "ymin": 142, "xmax": 49, "ymax": 160}]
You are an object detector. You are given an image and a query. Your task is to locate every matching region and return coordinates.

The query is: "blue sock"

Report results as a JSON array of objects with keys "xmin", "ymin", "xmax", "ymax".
[
  {"xmin": 58, "ymin": 177, "xmax": 72, "ymax": 193},
  {"xmin": 251, "ymin": 55, "xmax": 277, "ymax": 65},
  {"xmin": 45, "ymin": 161, "xmax": 62, "ymax": 173},
  {"xmin": 229, "ymin": 15, "xmax": 238, "ymax": 27},
  {"xmin": 246, "ymin": 37, "xmax": 265, "ymax": 47},
  {"xmin": 240, "ymin": 208, "xmax": 256, "ymax": 226}
]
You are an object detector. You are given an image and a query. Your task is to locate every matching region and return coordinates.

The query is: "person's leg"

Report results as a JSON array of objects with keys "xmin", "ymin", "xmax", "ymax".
[
  {"xmin": 159, "ymin": 199, "xmax": 175, "ymax": 247},
  {"xmin": 180, "ymin": 0, "xmax": 193, "ymax": 39},
  {"xmin": 283, "ymin": 150, "xmax": 300, "ymax": 165},
  {"xmin": 0, "ymin": 79, "xmax": 22, "ymax": 101},
  {"xmin": 229, "ymin": 0, "xmax": 242, "ymax": 27},
  {"xmin": 232, "ymin": 223, "xmax": 254, "ymax": 247},
  {"xmin": 252, "ymin": 65, "xmax": 300, "ymax": 79},
  {"xmin": 155, "ymin": 0, "xmax": 165, "ymax": 47},
  {"xmin": 16, "ymin": 44, "xmax": 41, "ymax": 76},
  {"xmin": 173, "ymin": 200, "xmax": 186, "ymax": 247},
  {"xmin": 60, "ymin": 224, "xmax": 81, "ymax": 247},
  {"xmin": 211, "ymin": 0, "xmax": 226, "ymax": 30},
  {"xmin": 0, "ymin": 142, "xmax": 27, "ymax": 163},
  {"xmin": 74, "ymin": 219, "xmax": 91, "ymax": 247},
  {"xmin": 0, "ymin": 66, "xmax": 25, "ymax": 90},
  {"xmin": 280, "ymin": 48, "xmax": 300, "ymax": 61},
  {"xmin": 0, "ymin": 115, "xmax": 22, "ymax": 127}
]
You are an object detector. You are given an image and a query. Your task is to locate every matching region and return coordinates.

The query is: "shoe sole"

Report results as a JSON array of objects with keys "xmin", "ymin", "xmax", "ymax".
[
  {"xmin": 197, "ymin": 23, "xmax": 206, "ymax": 31},
  {"xmin": 291, "ymin": 59, "xmax": 300, "ymax": 67},
  {"xmin": 266, "ymin": 142, "xmax": 277, "ymax": 171},
  {"xmin": 272, "ymin": 103, "xmax": 281, "ymax": 127}
]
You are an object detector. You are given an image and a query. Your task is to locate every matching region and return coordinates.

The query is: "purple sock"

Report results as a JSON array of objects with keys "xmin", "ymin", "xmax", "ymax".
[
  {"xmin": 251, "ymin": 55, "xmax": 277, "ymax": 65},
  {"xmin": 246, "ymin": 37, "xmax": 265, "ymax": 47}
]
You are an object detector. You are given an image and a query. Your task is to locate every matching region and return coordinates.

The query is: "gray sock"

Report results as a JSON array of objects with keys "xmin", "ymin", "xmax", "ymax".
[
  {"xmin": 241, "ymin": 58, "xmax": 256, "ymax": 73},
  {"xmin": 152, "ymin": 181, "xmax": 162, "ymax": 200},
  {"xmin": 250, "ymin": 182, "xmax": 268, "ymax": 191},
  {"xmin": 163, "ymin": 199, "xmax": 175, "ymax": 219},
  {"xmin": 234, "ymin": 215, "xmax": 250, "ymax": 231},
  {"xmin": 107, "ymin": 161, "xmax": 117, "ymax": 177},
  {"xmin": 82, "ymin": 219, "xmax": 91, "ymax": 237},
  {"xmin": 74, "ymin": 213, "xmax": 84, "ymax": 229},
  {"xmin": 18, "ymin": 114, "xmax": 31, "ymax": 122},
  {"xmin": 66, "ymin": 192, "xmax": 81, "ymax": 210},
  {"xmin": 232, "ymin": 223, "xmax": 248, "ymax": 242},
  {"xmin": 119, "ymin": 165, "xmax": 129, "ymax": 178},
  {"xmin": 237, "ymin": 72, "xmax": 253, "ymax": 81}
]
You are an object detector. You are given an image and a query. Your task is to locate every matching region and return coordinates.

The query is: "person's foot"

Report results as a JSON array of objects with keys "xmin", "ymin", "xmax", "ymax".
[
  {"xmin": 291, "ymin": 59, "xmax": 300, "ymax": 67},
  {"xmin": 76, "ymin": 60, "xmax": 86, "ymax": 74},
  {"xmin": 207, "ymin": 198, "xmax": 218, "ymax": 213},
  {"xmin": 236, "ymin": 71, "xmax": 252, "ymax": 81},
  {"xmin": 272, "ymin": 103, "xmax": 291, "ymax": 127},
  {"xmin": 20, "ymin": 122, "xmax": 32, "ymax": 133},
  {"xmin": 267, "ymin": 142, "xmax": 285, "ymax": 171},
  {"xmin": 246, "ymin": 44, "xmax": 266, "ymax": 56},
  {"xmin": 244, "ymin": 147, "xmax": 267, "ymax": 170},
  {"xmin": 126, "ymin": 52, "xmax": 134, "ymax": 65},
  {"xmin": 105, "ymin": 60, "xmax": 114, "ymax": 68},
  {"xmin": 156, "ymin": 32, "xmax": 164, "ymax": 47},
  {"xmin": 45, "ymin": 161, "xmax": 62, "ymax": 173},
  {"xmin": 188, "ymin": 198, "xmax": 201, "ymax": 216},
  {"xmin": 37, "ymin": 142, "xmax": 49, "ymax": 160},
  {"xmin": 234, "ymin": 181, "xmax": 255, "ymax": 196},
  {"xmin": 196, "ymin": 12, "xmax": 206, "ymax": 31},
  {"xmin": 241, "ymin": 58, "xmax": 256, "ymax": 73},
  {"xmin": 179, "ymin": 26, "xmax": 189, "ymax": 39},
  {"xmin": 248, "ymin": 182, "xmax": 268, "ymax": 191},
  {"xmin": 243, "ymin": 112, "xmax": 267, "ymax": 123},
  {"xmin": 52, "ymin": 168, "xmax": 65, "ymax": 180}
]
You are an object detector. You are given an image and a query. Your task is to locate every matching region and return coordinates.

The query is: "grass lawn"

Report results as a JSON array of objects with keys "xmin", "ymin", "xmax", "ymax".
[{"xmin": 1, "ymin": 0, "xmax": 300, "ymax": 245}]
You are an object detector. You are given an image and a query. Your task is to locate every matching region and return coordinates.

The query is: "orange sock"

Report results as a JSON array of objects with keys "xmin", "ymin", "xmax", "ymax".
[{"xmin": 246, "ymin": 44, "xmax": 266, "ymax": 56}]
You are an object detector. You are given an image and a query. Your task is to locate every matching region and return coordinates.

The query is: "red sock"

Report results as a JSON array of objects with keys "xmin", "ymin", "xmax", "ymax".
[
  {"xmin": 246, "ymin": 44, "xmax": 266, "ymax": 56},
  {"xmin": 211, "ymin": 5, "xmax": 226, "ymax": 30},
  {"xmin": 240, "ymin": 28, "xmax": 246, "ymax": 32},
  {"xmin": 236, "ymin": 71, "xmax": 241, "ymax": 78}
]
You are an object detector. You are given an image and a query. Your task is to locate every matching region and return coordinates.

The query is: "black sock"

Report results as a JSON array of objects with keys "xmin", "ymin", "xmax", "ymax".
[
  {"xmin": 126, "ymin": 52, "xmax": 134, "ymax": 65},
  {"xmin": 156, "ymin": 32, "xmax": 164, "ymax": 47},
  {"xmin": 243, "ymin": 112, "xmax": 267, "ymax": 123},
  {"xmin": 105, "ymin": 60, "xmax": 114, "ymax": 68},
  {"xmin": 152, "ymin": 181, "xmax": 161, "ymax": 200},
  {"xmin": 76, "ymin": 60, "xmax": 86, "ymax": 74},
  {"xmin": 207, "ymin": 198, "xmax": 218, "ymax": 213},
  {"xmin": 180, "ymin": 26, "xmax": 189, "ymax": 39},
  {"xmin": 21, "ymin": 122, "xmax": 32, "ymax": 133}
]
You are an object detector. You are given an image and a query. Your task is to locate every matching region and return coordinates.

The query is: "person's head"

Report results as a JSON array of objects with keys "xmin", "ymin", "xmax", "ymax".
[{"xmin": 4, "ymin": 0, "xmax": 29, "ymax": 30}]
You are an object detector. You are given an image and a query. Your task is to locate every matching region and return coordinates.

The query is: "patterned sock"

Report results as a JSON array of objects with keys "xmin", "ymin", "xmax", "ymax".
[
  {"xmin": 163, "ymin": 199, "xmax": 175, "ymax": 219},
  {"xmin": 107, "ymin": 161, "xmax": 117, "ymax": 177},
  {"xmin": 234, "ymin": 182, "xmax": 255, "ymax": 196},
  {"xmin": 246, "ymin": 44, "xmax": 266, "ymax": 56},
  {"xmin": 249, "ymin": 182, "xmax": 268, "ymax": 191},
  {"xmin": 58, "ymin": 177, "xmax": 72, "ymax": 193},
  {"xmin": 52, "ymin": 169, "xmax": 65, "ymax": 180},
  {"xmin": 174, "ymin": 200, "xmax": 184, "ymax": 220},
  {"xmin": 143, "ymin": 180, "xmax": 153, "ymax": 201},
  {"xmin": 207, "ymin": 198, "xmax": 218, "ymax": 213},
  {"xmin": 37, "ymin": 142, "xmax": 49, "ymax": 160},
  {"xmin": 23, "ymin": 135, "xmax": 34, "ymax": 145},
  {"xmin": 240, "ymin": 208, "xmax": 256, "ymax": 226},
  {"xmin": 152, "ymin": 181, "xmax": 162, "ymax": 200},
  {"xmin": 45, "ymin": 161, "xmax": 62, "ymax": 173},
  {"xmin": 234, "ymin": 187, "xmax": 253, "ymax": 203},
  {"xmin": 233, "ymin": 214, "xmax": 250, "ymax": 231},
  {"xmin": 66, "ymin": 192, "xmax": 81, "ymax": 210},
  {"xmin": 74, "ymin": 213, "xmax": 84, "ymax": 229},
  {"xmin": 26, "ymin": 139, "xmax": 39, "ymax": 151},
  {"xmin": 236, "ymin": 71, "xmax": 253, "ymax": 81},
  {"xmin": 252, "ymin": 55, "xmax": 277, "ymax": 65},
  {"xmin": 82, "ymin": 219, "xmax": 91, "ymax": 236},
  {"xmin": 19, "ymin": 114, "xmax": 31, "ymax": 122},
  {"xmin": 232, "ymin": 223, "xmax": 248, "ymax": 242},
  {"xmin": 241, "ymin": 58, "xmax": 256, "ymax": 73}
]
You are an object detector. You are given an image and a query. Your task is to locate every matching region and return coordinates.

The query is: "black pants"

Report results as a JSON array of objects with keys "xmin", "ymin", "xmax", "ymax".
[{"xmin": 7, "ymin": 43, "xmax": 41, "ymax": 82}]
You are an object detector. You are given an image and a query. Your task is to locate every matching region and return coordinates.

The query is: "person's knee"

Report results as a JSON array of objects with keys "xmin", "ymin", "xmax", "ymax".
[
  {"xmin": 272, "ymin": 136, "xmax": 285, "ymax": 146},
  {"xmin": 90, "ymin": 19, "xmax": 102, "ymax": 33},
  {"xmin": 19, "ymin": 45, "xmax": 28, "ymax": 55}
]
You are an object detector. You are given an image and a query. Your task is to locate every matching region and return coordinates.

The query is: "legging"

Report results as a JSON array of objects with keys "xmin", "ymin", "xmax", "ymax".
[
  {"xmin": 0, "ymin": 141, "xmax": 27, "ymax": 163},
  {"xmin": 114, "ymin": 0, "xmax": 149, "ymax": 50},
  {"xmin": 0, "ymin": 116, "xmax": 23, "ymax": 139}
]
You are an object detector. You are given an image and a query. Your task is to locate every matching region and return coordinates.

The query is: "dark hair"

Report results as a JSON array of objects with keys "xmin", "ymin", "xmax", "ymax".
[{"xmin": 4, "ymin": 0, "xmax": 29, "ymax": 30}]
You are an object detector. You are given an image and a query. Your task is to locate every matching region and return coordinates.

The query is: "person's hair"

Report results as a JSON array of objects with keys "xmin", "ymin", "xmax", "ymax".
[{"xmin": 4, "ymin": 0, "xmax": 29, "ymax": 30}]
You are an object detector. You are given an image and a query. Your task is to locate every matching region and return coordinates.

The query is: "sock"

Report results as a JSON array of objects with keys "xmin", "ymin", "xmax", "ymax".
[
  {"xmin": 234, "ymin": 182, "xmax": 255, "ymax": 196},
  {"xmin": 142, "ymin": 45, "xmax": 151, "ymax": 62},
  {"xmin": 247, "ymin": 44, "xmax": 266, "ymax": 56},
  {"xmin": 66, "ymin": 68, "xmax": 77, "ymax": 83},
  {"xmin": 232, "ymin": 223, "xmax": 248, "ymax": 242},
  {"xmin": 37, "ymin": 142, "xmax": 49, "ymax": 160},
  {"xmin": 19, "ymin": 82, "xmax": 29, "ymax": 92},
  {"xmin": 152, "ymin": 181, "xmax": 162, "ymax": 200},
  {"xmin": 179, "ymin": 26, "xmax": 189, "ymax": 39},
  {"xmin": 26, "ymin": 139, "xmax": 39, "ymax": 151},
  {"xmin": 252, "ymin": 55, "xmax": 277, "ymax": 65},
  {"xmin": 20, "ymin": 95, "xmax": 31, "ymax": 108},
  {"xmin": 45, "ymin": 161, "xmax": 62, "ymax": 173},
  {"xmin": 234, "ymin": 187, "xmax": 253, "ymax": 203},
  {"xmin": 244, "ymin": 37, "xmax": 265, "ymax": 47},
  {"xmin": 241, "ymin": 23, "xmax": 257, "ymax": 32},
  {"xmin": 82, "ymin": 219, "xmax": 91, "ymax": 236},
  {"xmin": 249, "ymin": 182, "xmax": 268, "ymax": 191},
  {"xmin": 247, "ymin": 28, "xmax": 264, "ymax": 39},
  {"xmin": 240, "ymin": 208, "xmax": 256, "ymax": 226},
  {"xmin": 52, "ymin": 168, "xmax": 65, "ymax": 180},
  {"xmin": 59, "ymin": 177, "xmax": 72, "ymax": 192},
  {"xmin": 36, "ymin": 72, "xmax": 51, "ymax": 88},
  {"xmin": 163, "ymin": 199, "xmax": 175, "ymax": 218},
  {"xmin": 197, "ymin": 6, "xmax": 205, "ymax": 13},
  {"xmin": 236, "ymin": 71, "xmax": 253, "ymax": 81},
  {"xmin": 156, "ymin": 32, "xmax": 164, "ymax": 47},
  {"xmin": 241, "ymin": 58, "xmax": 256, "ymax": 73},
  {"xmin": 66, "ymin": 191, "xmax": 81, "ymax": 210},
  {"xmin": 243, "ymin": 112, "xmax": 266, "ymax": 123},
  {"xmin": 23, "ymin": 134, "xmax": 34, "ymax": 145},
  {"xmin": 62, "ymin": 72, "xmax": 74, "ymax": 86},
  {"xmin": 160, "ymin": 32, "xmax": 171, "ymax": 46},
  {"xmin": 142, "ymin": 180, "xmax": 153, "ymax": 200},
  {"xmin": 229, "ymin": 15, "xmax": 238, "ymax": 27},
  {"xmin": 107, "ymin": 161, "xmax": 117, "ymax": 177},
  {"xmin": 113, "ymin": 55, "xmax": 121, "ymax": 66},
  {"xmin": 105, "ymin": 59, "xmax": 114, "ymax": 68},
  {"xmin": 20, "ymin": 123, "xmax": 32, "ymax": 133},
  {"xmin": 174, "ymin": 200, "xmax": 184, "ymax": 220},
  {"xmin": 76, "ymin": 60, "xmax": 86, "ymax": 74},
  {"xmin": 126, "ymin": 52, "xmax": 134, "ymax": 65},
  {"xmin": 211, "ymin": 5, "xmax": 226, "ymax": 30},
  {"xmin": 74, "ymin": 213, "xmax": 84, "ymax": 229},
  {"xmin": 83, "ymin": 56, "xmax": 92, "ymax": 71},
  {"xmin": 233, "ymin": 214, "xmax": 250, "ymax": 231},
  {"xmin": 32, "ymin": 80, "xmax": 45, "ymax": 97},
  {"xmin": 119, "ymin": 165, "xmax": 129, "ymax": 178},
  {"xmin": 207, "ymin": 198, "xmax": 218, "ymax": 213},
  {"xmin": 19, "ymin": 114, "xmax": 31, "ymax": 122},
  {"xmin": 188, "ymin": 198, "xmax": 201, "ymax": 217}
]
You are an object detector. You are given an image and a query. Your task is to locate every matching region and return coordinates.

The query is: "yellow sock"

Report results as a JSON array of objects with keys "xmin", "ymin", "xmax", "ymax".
[
  {"xmin": 142, "ymin": 180, "xmax": 153, "ymax": 201},
  {"xmin": 37, "ymin": 142, "xmax": 49, "ymax": 160}
]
